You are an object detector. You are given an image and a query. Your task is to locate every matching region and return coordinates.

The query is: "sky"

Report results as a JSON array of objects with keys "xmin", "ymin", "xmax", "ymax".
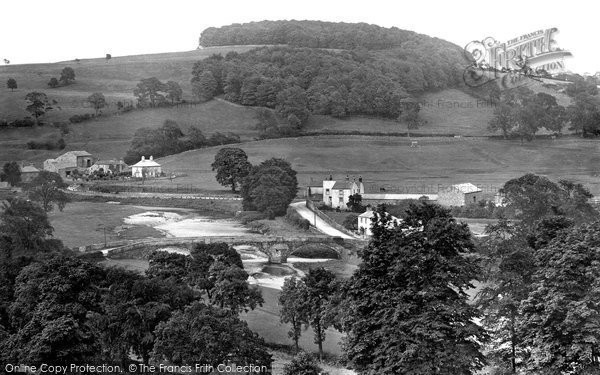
[{"xmin": 1, "ymin": 0, "xmax": 598, "ymax": 74}]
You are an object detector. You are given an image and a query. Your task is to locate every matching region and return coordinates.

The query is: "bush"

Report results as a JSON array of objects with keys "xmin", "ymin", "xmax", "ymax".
[
  {"xmin": 238, "ymin": 211, "xmax": 268, "ymax": 224},
  {"xmin": 343, "ymin": 214, "xmax": 358, "ymax": 231},
  {"xmin": 247, "ymin": 221, "xmax": 269, "ymax": 234},
  {"xmin": 26, "ymin": 138, "xmax": 66, "ymax": 150},
  {"xmin": 10, "ymin": 117, "xmax": 36, "ymax": 127},
  {"xmin": 69, "ymin": 113, "xmax": 96, "ymax": 124},
  {"xmin": 283, "ymin": 352, "xmax": 325, "ymax": 375},
  {"xmin": 285, "ymin": 207, "xmax": 311, "ymax": 230}
]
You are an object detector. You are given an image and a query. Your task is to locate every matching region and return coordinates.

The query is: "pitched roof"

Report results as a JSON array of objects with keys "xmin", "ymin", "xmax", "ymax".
[
  {"xmin": 64, "ymin": 151, "xmax": 92, "ymax": 157},
  {"xmin": 332, "ymin": 181, "xmax": 354, "ymax": 190},
  {"xmin": 451, "ymin": 183, "xmax": 482, "ymax": 194},
  {"xmin": 95, "ymin": 159, "xmax": 126, "ymax": 165},
  {"xmin": 21, "ymin": 165, "xmax": 39, "ymax": 173},
  {"xmin": 132, "ymin": 159, "xmax": 161, "ymax": 167}
]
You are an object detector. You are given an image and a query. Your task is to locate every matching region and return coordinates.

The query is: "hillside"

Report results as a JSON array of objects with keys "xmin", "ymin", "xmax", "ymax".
[
  {"xmin": 154, "ymin": 135, "xmax": 600, "ymax": 195},
  {"xmin": 0, "ymin": 46, "xmax": 259, "ymax": 122},
  {"xmin": 0, "ymin": 99, "xmax": 263, "ymax": 165}
]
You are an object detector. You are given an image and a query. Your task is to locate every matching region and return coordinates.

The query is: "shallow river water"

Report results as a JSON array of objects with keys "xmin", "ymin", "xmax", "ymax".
[{"xmin": 123, "ymin": 210, "xmax": 338, "ymax": 289}]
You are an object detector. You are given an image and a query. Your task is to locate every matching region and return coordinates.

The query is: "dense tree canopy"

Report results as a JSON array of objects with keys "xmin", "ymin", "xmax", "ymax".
[
  {"xmin": 488, "ymin": 87, "xmax": 567, "ymax": 140},
  {"xmin": 520, "ymin": 221, "xmax": 600, "ymax": 374},
  {"xmin": 124, "ymin": 120, "xmax": 240, "ymax": 164},
  {"xmin": 241, "ymin": 158, "xmax": 298, "ymax": 216},
  {"xmin": 152, "ymin": 302, "xmax": 271, "ymax": 368},
  {"xmin": 341, "ymin": 203, "xmax": 486, "ymax": 374},
  {"xmin": 500, "ymin": 174, "xmax": 597, "ymax": 226}
]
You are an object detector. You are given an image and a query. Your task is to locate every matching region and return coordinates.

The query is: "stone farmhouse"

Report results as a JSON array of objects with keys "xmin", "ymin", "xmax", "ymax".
[
  {"xmin": 131, "ymin": 156, "xmax": 162, "ymax": 178},
  {"xmin": 43, "ymin": 151, "xmax": 96, "ymax": 178},
  {"xmin": 437, "ymin": 183, "xmax": 483, "ymax": 207}
]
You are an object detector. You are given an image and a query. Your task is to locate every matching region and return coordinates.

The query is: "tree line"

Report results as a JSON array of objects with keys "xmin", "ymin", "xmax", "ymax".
[
  {"xmin": 123, "ymin": 120, "xmax": 240, "ymax": 165},
  {"xmin": 191, "ymin": 43, "xmax": 463, "ymax": 128},
  {"xmin": 211, "ymin": 148, "xmax": 298, "ymax": 217},
  {"xmin": 488, "ymin": 76, "xmax": 600, "ymax": 139}
]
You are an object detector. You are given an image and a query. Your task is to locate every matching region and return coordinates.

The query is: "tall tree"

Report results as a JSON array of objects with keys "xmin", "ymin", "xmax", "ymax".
[
  {"xmin": 87, "ymin": 92, "xmax": 107, "ymax": 116},
  {"xmin": 241, "ymin": 158, "xmax": 298, "ymax": 216},
  {"xmin": 1, "ymin": 162, "xmax": 21, "ymax": 186},
  {"xmin": 2, "ymin": 255, "xmax": 105, "ymax": 366},
  {"xmin": 208, "ymin": 260, "xmax": 263, "ymax": 313},
  {"xmin": 6, "ymin": 78, "xmax": 16, "ymax": 92},
  {"xmin": 341, "ymin": 203, "xmax": 486, "ymax": 374},
  {"xmin": 24, "ymin": 92, "xmax": 53, "ymax": 125},
  {"xmin": 520, "ymin": 221, "xmax": 600, "ymax": 374},
  {"xmin": 26, "ymin": 171, "xmax": 69, "ymax": 212},
  {"xmin": 211, "ymin": 147, "xmax": 252, "ymax": 193},
  {"xmin": 133, "ymin": 77, "xmax": 166, "ymax": 107},
  {"xmin": 279, "ymin": 277, "xmax": 309, "ymax": 351},
  {"xmin": 476, "ymin": 219, "xmax": 534, "ymax": 373},
  {"xmin": 301, "ymin": 268, "xmax": 336, "ymax": 361},
  {"xmin": 0, "ymin": 198, "xmax": 54, "ymax": 255},
  {"xmin": 500, "ymin": 174, "xmax": 598, "ymax": 226},
  {"xmin": 194, "ymin": 71, "xmax": 218, "ymax": 101},
  {"xmin": 59, "ymin": 66, "xmax": 76, "ymax": 85},
  {"xmin": 165, "ymin": 81, "xmax": 183, "ymax": 104}
]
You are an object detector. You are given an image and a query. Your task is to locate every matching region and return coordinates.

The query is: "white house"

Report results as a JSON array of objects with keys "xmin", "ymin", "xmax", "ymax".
[
  {"xmin": 131, "ymin": 156, "xmax": 162, "ymax": 178},
  {"xmin": 322, "ymin": 176, "xmax": 365, "ymax": 209},
  {"xmin": 437, "ymin": 183, "xmax": 483, "ymax": 207},
  {"xmin": 358, "ymin": 208, "xmax": 401, "ymax": 237}
]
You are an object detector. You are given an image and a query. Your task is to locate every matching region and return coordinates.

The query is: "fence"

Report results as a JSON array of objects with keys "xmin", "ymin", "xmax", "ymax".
[
  {"xmin": 305, "ymin": 199, "xmax": 359, "ymax": 238},
  {"xmin": 65, "ymin": 189, "xmax": 242, "ymax": 201}
]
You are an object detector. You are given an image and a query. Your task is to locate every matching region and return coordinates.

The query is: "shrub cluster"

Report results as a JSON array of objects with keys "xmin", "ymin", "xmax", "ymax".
[
  {"xmin": 69, "ymin": 113, "xmax": 97, "ymax": 124},
  {"xmin": 285, "ymin": 207, "xmax": 311, "ymax": 230},
  {"xmin": 26, "ymin": 138, "xmax": 66, "ymax": 150}
]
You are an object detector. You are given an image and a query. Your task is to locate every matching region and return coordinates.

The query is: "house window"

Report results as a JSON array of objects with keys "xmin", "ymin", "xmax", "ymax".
[
  {"xmin": 473, "ymin": 196, "xmax": 476, "ymax": 203},
  {"xmin": 325, "ymin": 189, "xmax": 330, "ymax": 194}
]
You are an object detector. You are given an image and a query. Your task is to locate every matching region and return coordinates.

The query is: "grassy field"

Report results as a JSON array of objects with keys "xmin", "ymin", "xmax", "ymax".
[
  {"xmin": 0, "ymin": 46, "xmax": 258, "ymax": 122},
  {"xmin": 0, "ymin": 99, "xmax": 262, "ymax": 165},
  {"xmin": 154, "ymin": 135, "xmax": 600, "ymax": 195},
  {"xmin": 48, "ymin": 202, "xmax": 172, "ymax": 248}
]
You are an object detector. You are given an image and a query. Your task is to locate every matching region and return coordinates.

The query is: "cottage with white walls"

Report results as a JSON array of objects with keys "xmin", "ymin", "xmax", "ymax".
[
  {"xmin": 322, "ymin": 175, "xmax": 365, "ymax": 209},
  {"xmin": 358, "ymin": 207, "xmax": 401, "ymax": 237},
  {"xmin": 131, "ymin": 156, "xmax": 162, "ymax": 178}
]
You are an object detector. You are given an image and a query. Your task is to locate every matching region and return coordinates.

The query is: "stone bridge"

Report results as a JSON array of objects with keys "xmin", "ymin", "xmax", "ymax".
[{"xmin": 105, "ymin": 235, "xmax": 356, "ymax": 263}]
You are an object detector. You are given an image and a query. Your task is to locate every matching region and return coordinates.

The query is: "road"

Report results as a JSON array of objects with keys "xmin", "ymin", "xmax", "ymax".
[{"xmin": 289, "ymin": 201, "xmax": 354, "ymax": 239}]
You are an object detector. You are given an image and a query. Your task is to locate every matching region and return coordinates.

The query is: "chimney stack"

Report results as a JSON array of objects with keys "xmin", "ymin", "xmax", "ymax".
[
  {"xmin": 141, "ymin": 156, "xmax": 145, "ymax": 161},
  {"xmin": 329, "ymin": 174, "xmax": 333, "ymax": 181},
  {"xmin": 150, "ymin": 156, "xmax": 153, "ymax": 161},
  {"xmin": 345, "ymin": 174, "xmax": 349, "ymax": 181}
]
